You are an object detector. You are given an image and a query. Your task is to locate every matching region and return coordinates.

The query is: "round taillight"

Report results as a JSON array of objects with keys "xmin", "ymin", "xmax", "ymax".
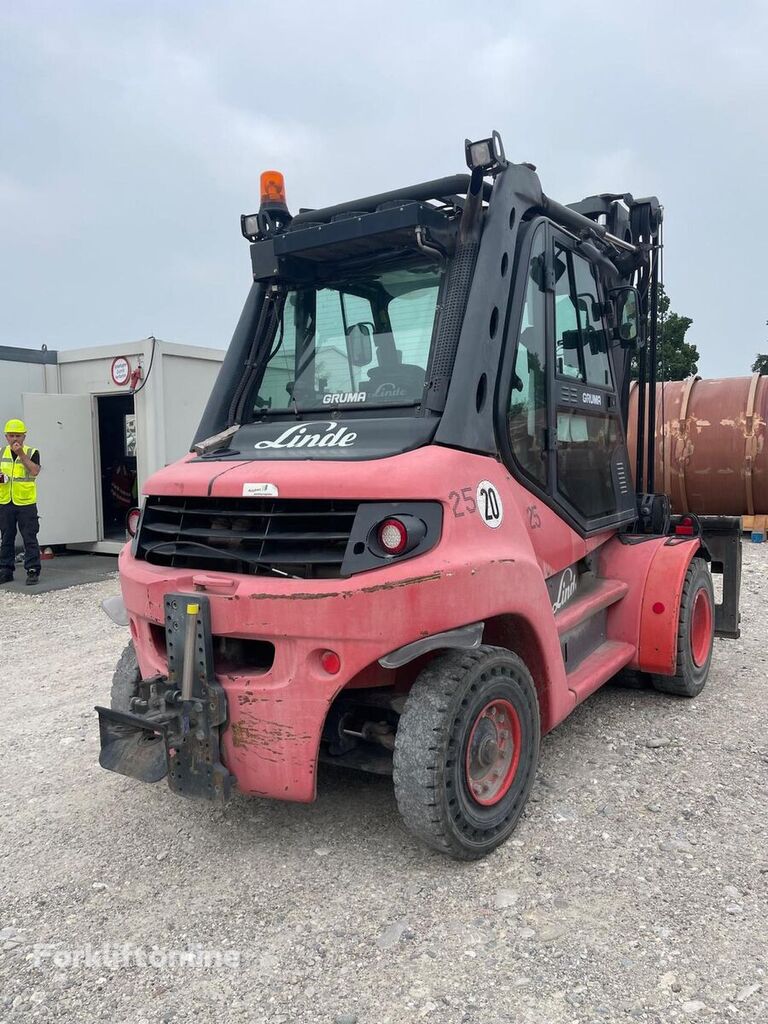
[
  {"xmin": 377, "ymin": 518, "xmax": 408, "ymax": 555},
  {"xmin": 126, "ymin": 507, "xmax": 141, "ymax": 537},
  {"xmin": 320, "ymin": 650, "xmax": 341, "ymax": 674}
]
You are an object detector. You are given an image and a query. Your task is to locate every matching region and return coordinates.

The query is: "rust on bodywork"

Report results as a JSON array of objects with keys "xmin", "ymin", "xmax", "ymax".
[
  {"xmin": 247, "ymin": 570, "xmax": 443, "ymax": 602},
  {"xmin": 360, "ymin": 571, "xmax": 442, "ymax": 594},
  {"xmin": 231, "ymin": 715, "xmax": 313, "ymax": 750}
]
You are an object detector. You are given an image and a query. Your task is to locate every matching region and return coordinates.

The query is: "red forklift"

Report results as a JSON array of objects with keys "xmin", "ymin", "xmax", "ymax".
[{"xmin": 96, "ymin": 132, "xmax": 741, "ymax": 859}]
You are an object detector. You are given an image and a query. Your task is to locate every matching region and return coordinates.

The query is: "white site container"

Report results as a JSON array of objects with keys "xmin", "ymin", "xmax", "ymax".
[{"xmin": 0, "ymin": 340, "xmax": 224, "ymax": 553}]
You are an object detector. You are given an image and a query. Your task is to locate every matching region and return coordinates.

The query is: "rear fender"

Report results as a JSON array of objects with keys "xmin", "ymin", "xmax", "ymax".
[{"xmin": 638, "ymin": 538, "xmax": 703, "ymax": 676}]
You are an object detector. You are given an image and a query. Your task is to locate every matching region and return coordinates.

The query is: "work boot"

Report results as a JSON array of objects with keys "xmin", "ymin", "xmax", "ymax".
[
  {"xmin": 0, "ymin": 571, "xmax": 13, "ymax": 584},
  {"xmin": 25, "ymin": 569, "xmax": 40, "ymax": 586}
]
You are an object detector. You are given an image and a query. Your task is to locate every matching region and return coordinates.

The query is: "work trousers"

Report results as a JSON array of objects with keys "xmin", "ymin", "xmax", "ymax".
[{"xmin": 0, "ymin": 503, "xmax": 41, "ymax": 573}]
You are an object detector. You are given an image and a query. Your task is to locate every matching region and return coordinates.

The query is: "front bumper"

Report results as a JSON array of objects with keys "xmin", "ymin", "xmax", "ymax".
[
  {"xmin": 118, "ymin": 548, "xmax": 469, "ymax": 803},
  {"xmin": 96, "ymin": 593, "xmax": 232, "ymax": 801}
]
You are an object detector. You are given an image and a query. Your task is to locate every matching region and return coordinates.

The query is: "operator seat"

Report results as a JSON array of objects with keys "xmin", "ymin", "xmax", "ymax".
[{"xmin": 366, "ymin": 334, "xmax": 424, "ymax": 401}]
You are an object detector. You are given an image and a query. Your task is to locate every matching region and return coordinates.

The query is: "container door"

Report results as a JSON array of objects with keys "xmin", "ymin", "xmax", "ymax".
[{"xmin": 22, "ymin": 393, "xmax": 99, "ymax": 545}]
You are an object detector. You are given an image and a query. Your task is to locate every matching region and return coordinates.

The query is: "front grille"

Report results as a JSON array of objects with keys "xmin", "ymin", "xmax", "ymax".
[{"xmin": 136, "ymin": 496, "xmax": 359, "ymax": 579}]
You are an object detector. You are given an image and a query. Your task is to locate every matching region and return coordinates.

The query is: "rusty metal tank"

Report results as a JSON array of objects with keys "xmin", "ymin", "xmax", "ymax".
[{"xmin": 627, "ymin": 375, "xmax": 768, "ymax": 515}]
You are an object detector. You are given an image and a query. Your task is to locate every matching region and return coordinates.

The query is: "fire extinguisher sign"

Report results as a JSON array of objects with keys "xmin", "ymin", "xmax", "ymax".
[{"xmin": 111, "ymin": 356, "xmax": 131, "ymax": 386}]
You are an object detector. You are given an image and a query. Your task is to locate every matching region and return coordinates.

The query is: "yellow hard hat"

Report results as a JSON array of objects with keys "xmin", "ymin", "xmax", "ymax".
[{"xmin": 4, "ymin": 419, "xmax": 26, "ymax": 433}]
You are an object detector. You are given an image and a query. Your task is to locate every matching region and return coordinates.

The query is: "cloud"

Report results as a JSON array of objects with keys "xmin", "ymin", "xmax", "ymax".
[{"xmin": 0, "ymin": 0, "xmax": 766, "ymax": 372}]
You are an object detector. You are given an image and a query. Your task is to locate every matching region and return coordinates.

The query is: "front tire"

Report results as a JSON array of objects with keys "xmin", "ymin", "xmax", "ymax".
[
  {"xmin": 393, "ymin": 645, "xmax": 540, "ymax": 860},
  {"xmin": 651, "ymin": 558, "xmax": 714, "ymax": 698}
]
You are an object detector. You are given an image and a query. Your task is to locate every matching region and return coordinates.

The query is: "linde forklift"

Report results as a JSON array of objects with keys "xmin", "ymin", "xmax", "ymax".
[{"xmin": 96, "ymin": 132, "xmax": 741, "ymax": 859}]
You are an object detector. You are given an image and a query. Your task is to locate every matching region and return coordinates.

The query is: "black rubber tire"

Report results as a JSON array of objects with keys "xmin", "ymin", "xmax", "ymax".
[
  {"xmin": 651, "ymin": 558, "xmax": 715, "ymax": 698},
  {"xmin": 111, "ymin": 640, "xmax": 141, "ymax": 711},
  {"xmin": 392, "ymin": 645, "xmax": 540, "ymax": 860}
]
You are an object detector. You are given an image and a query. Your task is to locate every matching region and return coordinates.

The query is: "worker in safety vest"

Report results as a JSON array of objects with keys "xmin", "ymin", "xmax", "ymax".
[{"xmin": 0, "ymin": 418, "xmax": 42, "ymax": 585}]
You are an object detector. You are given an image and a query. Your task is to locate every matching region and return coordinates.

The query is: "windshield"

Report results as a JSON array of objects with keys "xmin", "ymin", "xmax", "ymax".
[{"xmin": 249, "ymin": 256, "xmax": 443, "ymax": 416}]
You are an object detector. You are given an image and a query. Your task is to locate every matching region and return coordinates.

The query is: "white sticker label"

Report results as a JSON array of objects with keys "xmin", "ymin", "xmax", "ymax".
[
  {"xmin": 476, "ymin": 480, "xmax": 503, "ymax": 528},
  {"xmin": 242, "ymin": 482, "xmax": 279, "ymax": 497}
]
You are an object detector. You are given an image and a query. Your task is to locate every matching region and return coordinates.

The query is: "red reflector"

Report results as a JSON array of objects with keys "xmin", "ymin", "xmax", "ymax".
[
  {"xmin": 377, "ymin": 517, "xmax": 408, "ymax": 554},
  {"xmin": 126, "ymin": 507, "xmax": 141, "ymax": 537},
  {"xmin": 675, "ymin": 516, "xmax": 695, "ymax": 536},
  {"xmin": 320, "ymin": 650, "xmax": 341, "ymax": 674},
  {"xmin": 652, "ymin": 601, "xmax": 665, "ymax": 615}
]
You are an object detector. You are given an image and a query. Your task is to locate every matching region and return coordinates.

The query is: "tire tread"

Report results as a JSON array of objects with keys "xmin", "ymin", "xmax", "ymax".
[{"xmin": 393, "ymin": 645, "xmax": 539, "ymax": 860}]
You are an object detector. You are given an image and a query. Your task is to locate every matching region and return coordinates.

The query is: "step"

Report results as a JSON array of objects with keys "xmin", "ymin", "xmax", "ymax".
[
  {"xmin": 567, "ymin": 640, "xmax": 636, "ymax": 705},
  {"xmin": 554, "ymin": 576, "xmax": 629, "ymax": 636}
]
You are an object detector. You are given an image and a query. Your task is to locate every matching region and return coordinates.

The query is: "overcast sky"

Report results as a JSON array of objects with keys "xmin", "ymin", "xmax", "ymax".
[{"xmin": 1, "ymin": 1, "xmax": 766, "ymax": 377}]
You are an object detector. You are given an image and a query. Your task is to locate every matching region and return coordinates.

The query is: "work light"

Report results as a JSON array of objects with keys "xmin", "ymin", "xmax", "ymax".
[{"xmin": 465, "ymin": 131, "xmax": 507, "ymax": 174}]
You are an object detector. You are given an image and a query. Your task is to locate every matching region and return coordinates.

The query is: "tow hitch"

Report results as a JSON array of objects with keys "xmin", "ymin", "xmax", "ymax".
[{"xmin": 95, "ymin": 594, "xmax": 233, "ymax": 801}]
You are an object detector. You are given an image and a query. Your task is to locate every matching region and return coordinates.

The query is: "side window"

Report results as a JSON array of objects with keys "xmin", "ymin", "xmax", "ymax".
[
  {"xmin": 554, "ymin": 247, "xmax": 612, "ymax": 389},
  {"xmin": 507, "ymin": 227, "xmax": 547, "ymax": 486},
  {"xmin": 556, "ymin": 410, "xmax": 622, "ymax": 519},
  {"xmin": 571, "ymin": 253, "xmax": 612, "ymax": 388},
  {"xmin": 258, "ymin": 293, "xmax": 298, "ymax": 409},
  {"xmin": 554, "ymin": 246, "xmax": 621, "ymax": 520},
  {"xmin": 554, "ymin": 246, "xmax": 582, "ymax": 380}
]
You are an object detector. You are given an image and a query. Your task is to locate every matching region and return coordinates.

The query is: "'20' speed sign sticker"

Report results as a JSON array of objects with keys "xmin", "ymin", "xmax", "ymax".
[{"xmin": 476, "ymin": 480, "xmax": 503, "ymax": 528}]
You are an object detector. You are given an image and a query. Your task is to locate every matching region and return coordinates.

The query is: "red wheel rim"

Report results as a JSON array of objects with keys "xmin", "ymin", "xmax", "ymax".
[
  {"xmin": 465, "ymin": 699, "xmax": 522, "ymax": 806},
  {"xmin": 690, "ymin": 587, "xmax": 713, "ymax": 667}
]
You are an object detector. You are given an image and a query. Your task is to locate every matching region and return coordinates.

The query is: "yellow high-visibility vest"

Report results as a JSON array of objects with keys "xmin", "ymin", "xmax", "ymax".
[{"xmin": 0, "ymin": 445, "xmax": 38, "ymax": 506}]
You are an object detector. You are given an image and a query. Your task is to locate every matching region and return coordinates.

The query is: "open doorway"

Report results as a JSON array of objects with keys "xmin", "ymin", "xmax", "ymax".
[{"xmin": 96, "ymin": 394, "xmax": 137, "ymax": 541}]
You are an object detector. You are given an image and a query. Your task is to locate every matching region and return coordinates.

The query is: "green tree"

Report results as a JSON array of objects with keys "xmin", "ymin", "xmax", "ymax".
[
  {"xmin": 751, "ymin": 353, "xmax": 768, "ymax": 375},
  {"xmin": 631, "ymin": 286, "xmax": 699, "ymax": 381}
]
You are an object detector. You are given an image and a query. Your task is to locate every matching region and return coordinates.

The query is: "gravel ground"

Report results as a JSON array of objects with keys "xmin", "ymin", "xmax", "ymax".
[{"xmin": 1, "ymin": 545, "xmax": 767, "ymax": 1024}]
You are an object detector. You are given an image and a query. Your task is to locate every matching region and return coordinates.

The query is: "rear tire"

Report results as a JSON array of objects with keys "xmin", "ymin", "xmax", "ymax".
[
  {"xmin": 651, "ymin": 558, "xmax": 714, "ymax": 698},
  {"xmin": 393, "ymin": 645, "xmax": 539, "ymax": 860},
  {"xmin": 111, "ymin": 640, "xmax": 141, "ymax": 711}
]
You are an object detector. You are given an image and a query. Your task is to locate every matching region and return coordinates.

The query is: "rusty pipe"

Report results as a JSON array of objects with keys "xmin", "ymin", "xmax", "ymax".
[{"xmin": 628, "ymin": 374, "xmax": 768, "ymax": 515}]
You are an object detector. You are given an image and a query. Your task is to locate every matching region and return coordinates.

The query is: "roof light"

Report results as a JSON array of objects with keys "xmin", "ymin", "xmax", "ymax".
[
  {"xmin": 260, "ymin": 170, "xmax": 287, "ymax": 209},
  {"xmin": 464, "ymin": 130, "xmax": 507, "ymax": 174},
  {"xmin": 241, "ymin": 171, "xmax": 291, "ymax": 241}
]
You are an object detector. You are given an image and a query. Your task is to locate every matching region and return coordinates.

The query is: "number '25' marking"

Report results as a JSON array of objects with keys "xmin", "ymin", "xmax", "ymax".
[{"xmin": 448, "ymin": 487, "xmax": 477, "ymax": 517}]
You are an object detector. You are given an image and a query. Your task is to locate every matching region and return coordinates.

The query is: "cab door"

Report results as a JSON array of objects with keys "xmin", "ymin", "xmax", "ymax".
[
  {"xmin": 549, "ymin": 229, "xmax": 635, "ymax": 532},
  {"xmin": 499, "ymin": 220, "xmax": 634, "ymax": 569}
]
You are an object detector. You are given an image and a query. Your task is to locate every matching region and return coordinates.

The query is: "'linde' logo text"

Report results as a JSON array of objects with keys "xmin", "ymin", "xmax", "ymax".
[
  {"xmin": 552, "ymin": 566, "xmax": 578, "ymax": 613},
  {"xmin": 254, "ymin": 421, "xmax": 357, "ymax": 450}
]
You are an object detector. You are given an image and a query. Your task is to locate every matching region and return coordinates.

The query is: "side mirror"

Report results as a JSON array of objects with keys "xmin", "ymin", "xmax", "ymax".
[
  {"xmin": 346, "ymin": 322, "xmax": 373, "ymax": 367},
  {"xmin": 610, "ymin": 286, "xmax": 641, "ymax": 347}
]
